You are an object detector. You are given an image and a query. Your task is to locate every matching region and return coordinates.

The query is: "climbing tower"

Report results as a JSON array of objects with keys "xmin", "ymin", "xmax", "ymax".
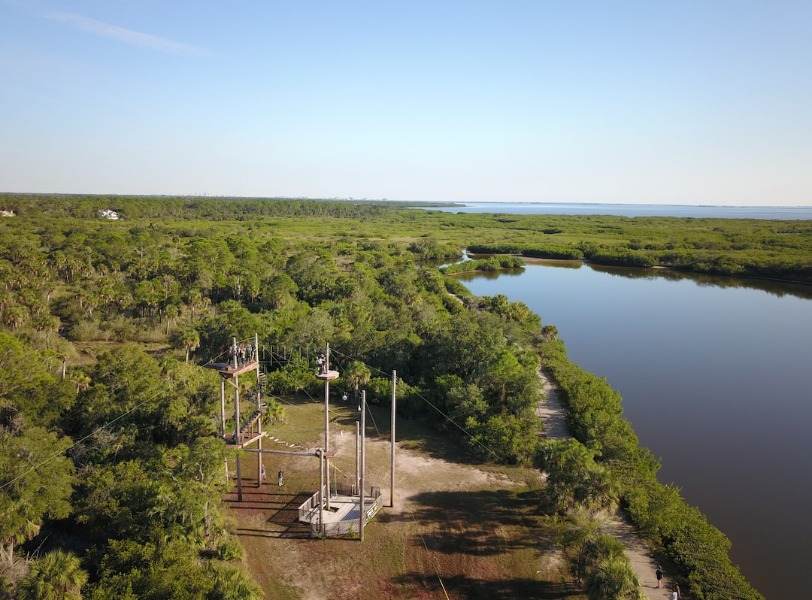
[{"xmin": 208, "ymin": 334, "xmax": 265, "ymax": 501}]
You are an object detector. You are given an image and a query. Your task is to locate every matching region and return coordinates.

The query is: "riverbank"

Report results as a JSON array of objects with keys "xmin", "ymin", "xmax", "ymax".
[
  {"xmin": 462, "ymin": 258, "xmax": 805, "ymax": 597},
  {"xmin": 539, "ymin": 334, "xmax": 764, "ymax": 599},
  {"xmin": 536, "ymin": 370, "xmax": 674, "ymax": 599}
]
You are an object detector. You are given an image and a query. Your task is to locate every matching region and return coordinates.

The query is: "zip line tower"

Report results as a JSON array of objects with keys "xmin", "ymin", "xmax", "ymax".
[{"xmin": 208, "ymin": 338, "xmax": 393, "ymax": 538}]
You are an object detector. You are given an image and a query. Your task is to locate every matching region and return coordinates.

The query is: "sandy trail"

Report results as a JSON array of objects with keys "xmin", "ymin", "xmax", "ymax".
[{"xmin": 536, "ymin": 369, "xmax": 674, "ymax": 599}]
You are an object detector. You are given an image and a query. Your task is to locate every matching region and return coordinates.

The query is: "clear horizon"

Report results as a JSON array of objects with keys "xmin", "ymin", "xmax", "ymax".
[
  {"xmin": 3, "ymin": 193, "xmax": 812, "ymax": 210},
  {"xmin": 2, "ymin": 1, "xmax": 811, "ymax": 207}
]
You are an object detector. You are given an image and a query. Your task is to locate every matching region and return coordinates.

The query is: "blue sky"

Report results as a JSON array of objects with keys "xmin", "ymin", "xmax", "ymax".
[{"xmin": 1, "ymin": 0, "xmax": 811, "ymax": 206}]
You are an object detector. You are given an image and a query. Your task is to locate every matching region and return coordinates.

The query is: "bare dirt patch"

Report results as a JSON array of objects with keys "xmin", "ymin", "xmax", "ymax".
[{"xmin": 226, "ymin": 401, "xmax": 580, "ymax": 599}]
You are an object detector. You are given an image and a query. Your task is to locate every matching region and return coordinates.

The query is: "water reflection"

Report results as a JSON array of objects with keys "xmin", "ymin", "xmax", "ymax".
[
  {"xmin": 460, "ymin": 256, "xmax": 812, "ymax": 300},
  {"xmin": 584, "ymin": 264, "xmax": 812, "ymax": 300},
  {"xmin": 458, "ymin": 262, "xmax": 812, "ymax": 600},
  {"xmin": 456, "ymin": 268, "xmax": 526, "ymax": 281}
]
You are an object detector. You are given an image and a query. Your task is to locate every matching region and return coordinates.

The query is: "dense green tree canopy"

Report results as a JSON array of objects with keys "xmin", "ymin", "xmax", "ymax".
[{"xmin": 0, "ymin": 194, "xmax": 780, "ymax": 598}]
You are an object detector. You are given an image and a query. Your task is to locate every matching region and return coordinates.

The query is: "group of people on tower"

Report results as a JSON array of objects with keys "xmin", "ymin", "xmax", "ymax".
[{"xmin": 227, "ymin": 342, "xmax": 255, "ymax": 366}]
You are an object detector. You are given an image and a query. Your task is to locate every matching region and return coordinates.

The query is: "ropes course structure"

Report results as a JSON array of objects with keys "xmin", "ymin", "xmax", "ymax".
[
  {"xmin": 205, "ymin": 333, "xmax": 508, "ymax": 548},
  {"xmin": 207, "ymin": 337, "xmax": 386, "ymax": 539}
]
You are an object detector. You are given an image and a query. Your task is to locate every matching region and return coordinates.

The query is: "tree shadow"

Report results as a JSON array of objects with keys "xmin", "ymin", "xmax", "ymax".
[
  {"xmin": 332, "ymin": 405, "xmax": 485, "ymax": 465},
  {"xmin": 229, "ymin": 490, "xmax": 314, "ymax": 539},
  {"xmin": 384, "ymin": 489, "xmax": 545, "ymax": 556},
  {"xmin": 392, "ymin": 573, "xmax": 582, "ymax": 600}
]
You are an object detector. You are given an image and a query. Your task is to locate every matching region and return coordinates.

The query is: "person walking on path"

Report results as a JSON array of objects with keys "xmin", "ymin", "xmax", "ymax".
[
  {"xmin": 656, "ymin": 565, "xmax": 664, "ymax": 588},
  {"xmin": 277, "ymin": 470, "xmax": 284, "ymax": 487},
  {"xmin": 538, "ymin": 369, "xmax": 670, "ymax": 600}
]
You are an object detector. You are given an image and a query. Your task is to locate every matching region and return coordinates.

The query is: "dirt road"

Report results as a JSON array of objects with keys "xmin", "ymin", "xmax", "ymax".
[{"xmin": 536, "ymin": 370, "xmax": 675, "ymax": 599}]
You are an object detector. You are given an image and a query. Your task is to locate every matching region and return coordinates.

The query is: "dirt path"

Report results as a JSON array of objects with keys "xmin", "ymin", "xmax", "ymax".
[{"xmin": 536, "ymin": 369, "xmax": 674, "ymax": 599}]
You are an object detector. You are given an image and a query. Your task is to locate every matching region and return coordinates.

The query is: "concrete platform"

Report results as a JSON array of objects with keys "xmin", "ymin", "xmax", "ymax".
[{"xmin": 298, "ymin": 492, "xmax": 383, "ymax": 536}]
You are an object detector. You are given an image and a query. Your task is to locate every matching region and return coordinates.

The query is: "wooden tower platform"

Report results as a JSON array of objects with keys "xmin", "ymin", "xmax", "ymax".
[{"xmin": 315, "ymin": 369, "xmax": 339, "ymax": 381}]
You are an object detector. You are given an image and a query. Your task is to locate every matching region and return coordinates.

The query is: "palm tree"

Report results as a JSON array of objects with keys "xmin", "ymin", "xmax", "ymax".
[
  {"xmin": 585, "ymin": 557, "xmax": 643, "ymax": 600},
  {"xmin": 346, "ymin": 360, "xmax": 371, "ymax": 408},
  {"xmin": 2, "ymin": 304, "xmax": 27, "ymax": 331},
  {"xmin": 17, "ymin": 550, "xmax": 88, "ymax": 600},
  {"xmin": 171, "ymin": 325, "xmax": 200, "ymax": 363},
  {"xmin": 208, "ymin": 565, "xmax": 262, "ymax": 600}
]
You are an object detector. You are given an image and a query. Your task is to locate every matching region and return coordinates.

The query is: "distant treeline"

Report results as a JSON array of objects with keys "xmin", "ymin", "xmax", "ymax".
[
  {"xmin": 468, "ymin": 234, "xmax": 812, "ymax": 283},
  {"xmin": 0, "ymin": 193, "xmax": 398, "ymax": 220},
  {"xmin": 3, "ymin": 193, "xmax": 810, "ymax": 285}
]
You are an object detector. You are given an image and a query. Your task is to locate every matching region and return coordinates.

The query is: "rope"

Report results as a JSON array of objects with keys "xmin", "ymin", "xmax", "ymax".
[
  {"xmin": 407, "ymin": 505, "xmax": 452, "ymax": 600},
  {"xmin": 365, "ymin": 403, "xmax": 383, "ymax": 440}
]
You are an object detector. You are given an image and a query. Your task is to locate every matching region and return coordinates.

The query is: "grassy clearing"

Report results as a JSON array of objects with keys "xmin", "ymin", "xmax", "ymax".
[{"xmin": 224, "ymin": 397, "xmax": 584, "ymax": 599}]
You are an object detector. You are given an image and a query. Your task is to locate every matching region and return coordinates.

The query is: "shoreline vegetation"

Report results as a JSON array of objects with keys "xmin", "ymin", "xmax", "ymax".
[
  {"xmin": 3, "ymin": 193, "xmax": 809, "ymax": 285},
  {"xmin": 1, "ymin": 194, "xmax": 798, "ymax": 597}
]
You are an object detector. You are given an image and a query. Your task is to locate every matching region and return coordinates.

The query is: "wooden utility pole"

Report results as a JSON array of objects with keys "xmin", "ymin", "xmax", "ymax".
[
  {"xmin": 324, "ymin": 343, "xmax": 331, "ymax": 453},
  {"xmin": 220, "ymin": 377, "xmax": 226, "ymax": 437},
  {"xmin": 233, "ymin": 337, "xmax": 242, "ymax": 499},
  {"xmin": 355, "ymin": 420, "xmax": 360, "ymax": 494},
  {"xmin": 236, "ymin": 453, "xmax": 243, "ymax": 502},
  {"xmin": 233, "ymin": 337, "xmax": 240, "ymax": 443},
  {"xmin": 359, "ymin": 390, "xmax": 366, "ymax": 541},
  {"xmin": 390, "ymin": 370, "xmax": 396, "ymax": 508},
  {"xmin": 318, "ymin": 448, "xmax": 325, "ymax": 536},
  {"xmin": 256, "ymin": 334, "xmax": 263, "ymax": 488},
  {"xmin": 324, "ymin": 343, "xmax": 331, "ymax": 510}
]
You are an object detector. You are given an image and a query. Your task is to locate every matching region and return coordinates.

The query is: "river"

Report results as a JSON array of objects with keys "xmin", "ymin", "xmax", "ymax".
[{"xmin": 457, "ymin": 262, "xmax": 812, "ymax": 600}]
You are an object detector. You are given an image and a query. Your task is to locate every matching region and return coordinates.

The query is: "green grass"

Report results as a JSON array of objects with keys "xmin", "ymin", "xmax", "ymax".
[{"xmin": 226, "ymin": 398, "xmax": 585, "ymax": 600}]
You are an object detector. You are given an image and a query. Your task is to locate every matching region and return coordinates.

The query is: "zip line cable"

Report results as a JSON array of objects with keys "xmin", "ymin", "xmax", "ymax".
[
  {"xmin": 268, "ymin": 346, "xmax": 458, "ymax": 599},
  {"xmin": 4, "ymin": 340, "xmax": 489, "ymax": 598},
  {"xmin": 407, "ymin": 505, "xmax": 452, "ymax": 600},
  {"xmin": 202, "ymin": 341, "xmax": 505, "ymax": 462},
  {"xmin": 0, "ymin": 392, "xmax": 163, "ymax": 492},
  {"xmin": 330, "ymin": 348, "xmax": 502, "ymax": 462}
]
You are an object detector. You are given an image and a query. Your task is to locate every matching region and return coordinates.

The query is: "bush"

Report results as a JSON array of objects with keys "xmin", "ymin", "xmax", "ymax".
[{"xmin": 216, "ymin": 538, "xmax": 244, "ymax": 561}]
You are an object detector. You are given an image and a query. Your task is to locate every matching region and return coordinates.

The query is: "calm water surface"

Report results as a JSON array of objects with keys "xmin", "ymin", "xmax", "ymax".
[
  {"xmin": 458, "ymin": 263, "xmax": 812, "ymax": 600},
  {"xmin": 419, "ymin": 201, "xmax": 812, "ymax": 220}
]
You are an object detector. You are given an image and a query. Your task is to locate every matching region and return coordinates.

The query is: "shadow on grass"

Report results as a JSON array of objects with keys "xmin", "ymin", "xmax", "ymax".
[
  {"xmin": 267, "ymin": 391, "xmax": 483, "ymax": 465},
  {"xmin": 328, "ymin": 404, "xmax": 485, "ymax": 465},
  {"xmin": 382, "ymin": 489, "xmax": 544, "ymax": 556},
  {"xmin": 231, "ymin": 491, "xmax": 313, "ymax": 540},
  {"xmin": 393, "ymin": 573, "xmax": 582, "ymax": 600}
]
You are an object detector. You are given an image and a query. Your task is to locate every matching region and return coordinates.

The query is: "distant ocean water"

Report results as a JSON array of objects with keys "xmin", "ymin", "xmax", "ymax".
[{"xmin": 416, "ymin": 202, "xmax": 812, "ymax": 220}]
